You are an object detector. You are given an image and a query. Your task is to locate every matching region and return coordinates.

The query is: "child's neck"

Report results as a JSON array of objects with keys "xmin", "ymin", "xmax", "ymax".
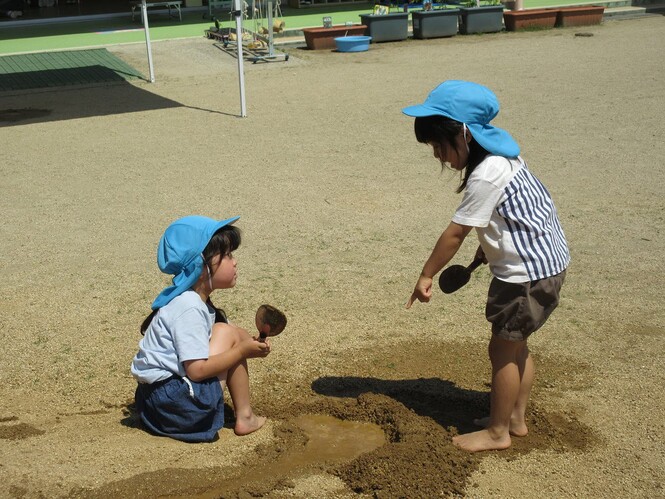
[{"xmin": 191, "ymin": 282, "xmax": 211, "ymax": 304}]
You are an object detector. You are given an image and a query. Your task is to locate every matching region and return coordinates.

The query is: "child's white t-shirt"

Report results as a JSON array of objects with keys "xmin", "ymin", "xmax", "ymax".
[
  {"xmin": 452, "ymin": 155, "xmax": 570, "ymax": 283},
  {"xmin": 131, "ymin": 290, "xmax": 216, "ymax": 384}
]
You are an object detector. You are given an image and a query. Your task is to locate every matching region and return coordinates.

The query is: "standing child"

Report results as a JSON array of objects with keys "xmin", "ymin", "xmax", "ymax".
[
  {"xmin": 131, "ymin": 215, "xmax": 270, "ymax": 442},
  {"xmin": 403, "ymin": 81, "xmax": 569, "ymax": 452}
]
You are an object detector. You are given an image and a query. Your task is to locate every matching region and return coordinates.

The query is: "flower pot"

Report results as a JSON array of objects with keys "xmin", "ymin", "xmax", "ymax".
[
  {"xmin": 359, "ymin": 12, "xmax": 409, "ymax": 42},
  {"xmin": 458, "ymin": 5, "xmax": 504, "ymax": 35},
  {"xmin": 503, "ymin": 8, "xmax": 557, "ymax": 31},
  {"xmin": 303, "ymin": 25, "xmax": 368, "ymax": 50},
  {"xmin": 412, "ymin": 9, "xmax": 460, "ymax": 39},
  {"xmin": 556, "ymin": 5, "xmax": 604, "ymax": 27}
]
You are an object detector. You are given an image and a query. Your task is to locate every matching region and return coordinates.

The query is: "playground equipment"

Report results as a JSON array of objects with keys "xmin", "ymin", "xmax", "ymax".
[{"xmin": 205, "ymin": 0, "xmax": 288, "ymax": 63}]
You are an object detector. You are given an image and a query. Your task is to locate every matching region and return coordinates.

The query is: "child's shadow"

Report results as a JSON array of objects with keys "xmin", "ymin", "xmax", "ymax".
[
  {"xmin": 312, "ymin": 376, "xmax": 488, "ymax": 434},
  {"xmin": 120, "ymin": 401, "xmax": 140, "ymax": 429}
]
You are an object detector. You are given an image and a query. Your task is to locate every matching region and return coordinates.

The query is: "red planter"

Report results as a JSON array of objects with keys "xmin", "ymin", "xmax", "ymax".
[
  {"xmin": 303, "ymin": 25, "xmax": 367, "ymax": 50},
  {"xmin": 503, "ymin": 8, "xmax": 558, "ymax": 31},
  {"xmin": 556, "ymin": 5, "xmax": 605, "ymax": 27}
]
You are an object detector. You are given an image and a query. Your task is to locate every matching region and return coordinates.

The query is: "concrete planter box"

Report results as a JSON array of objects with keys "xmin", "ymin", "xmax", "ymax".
[
  {"xmin": 556, "ymin": 5, "xmax": 604, "ymax": 27},
  {"xmin": 412, "ymin": 9, "xmax": 460, "ymax": 39},
  {"xmin": 503, "ymin": 8, "xmax": 557, "ymax": 31},
  {"xmin": 303, "ymin": 25, "xmax": 368, "ymax": 50},
  {"xmin": 359, "ymin": 12, "xmax": 409, "ymax": 42},
  {"xmin": 458, "ymin": 5, "xmax": 504, "ymax": 34}
]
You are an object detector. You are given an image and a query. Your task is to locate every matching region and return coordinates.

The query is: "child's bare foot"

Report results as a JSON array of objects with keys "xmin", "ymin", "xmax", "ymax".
[
  {"xmin": 452, "ymin": 429, "xmax": 511, "ymax": 452},
  {"xmin": 234, "ymin": 414, "xmax": 267, "ymax": 436},
  {"xmin": 473, "ymin": 416, "xmax": 528, "ymax": 437}
]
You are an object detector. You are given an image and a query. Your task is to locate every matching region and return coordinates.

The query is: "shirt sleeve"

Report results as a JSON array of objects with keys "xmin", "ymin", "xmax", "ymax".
[
  {"xmin": 171, "ymin": 307, "xmax": 211, "ymax": 363},
  {"xmin": 452, "ymin": 178, "xmax": 504, "ymax": 228}
]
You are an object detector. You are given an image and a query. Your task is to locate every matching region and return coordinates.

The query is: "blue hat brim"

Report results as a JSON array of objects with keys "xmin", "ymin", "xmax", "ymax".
[
  {"xmin": 151, "ymin": 216, "xmax": 239, "ymax": 310},
  {"xmin": 402, "ymin": 104, "xmax": 443, "ymax": 118}
]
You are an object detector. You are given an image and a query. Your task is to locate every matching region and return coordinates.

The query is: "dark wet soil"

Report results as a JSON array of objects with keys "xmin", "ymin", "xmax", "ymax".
[{"xmin": 75, "ymin": 340, "xmax": 598, "ymax": 498}]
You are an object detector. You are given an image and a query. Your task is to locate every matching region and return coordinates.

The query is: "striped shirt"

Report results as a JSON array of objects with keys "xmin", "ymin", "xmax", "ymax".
[{"xmin": 452, "ymin": 156, "xmax": 570, "ymax": 283}]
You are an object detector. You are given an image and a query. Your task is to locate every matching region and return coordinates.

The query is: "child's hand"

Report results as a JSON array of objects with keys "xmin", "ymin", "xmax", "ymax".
[
  {"xmin": 241, "ymin": 336, "xmax": 271, "ymax": 359},
  {"xmin": 475, "ymin": 245, "xmax": 487, "ymax": 264},
  {"xmin": 406, "ymin": 275, "xmax": 433, "ymax": 309}
]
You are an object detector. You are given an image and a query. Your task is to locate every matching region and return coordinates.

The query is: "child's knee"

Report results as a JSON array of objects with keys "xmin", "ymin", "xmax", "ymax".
[
  {"xmin": 488, "ymin": 335, "xmax": 525, "ymax": 362},
  {"xmin": 211, "ymin": 322, "xmax": 232, "ymax": 336},
  {"xmin": 210, "ymin": 322, "xmax": 239, "ymax": 354},
  {"xmin": 211, "ymin": 322, "xmax": 248, "ymax": 348}
]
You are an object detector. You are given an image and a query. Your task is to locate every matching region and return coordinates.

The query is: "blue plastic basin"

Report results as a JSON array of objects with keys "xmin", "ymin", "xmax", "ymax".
[{"xmin": 334, "ymin": 35, "xmax": 372, "ymax": 52}]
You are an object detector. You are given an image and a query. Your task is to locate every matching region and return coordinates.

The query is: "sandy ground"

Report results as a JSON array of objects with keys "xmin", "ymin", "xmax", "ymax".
[{"xmin": 1, "ymin": 16, "xmax": 664, "ymax": 498}]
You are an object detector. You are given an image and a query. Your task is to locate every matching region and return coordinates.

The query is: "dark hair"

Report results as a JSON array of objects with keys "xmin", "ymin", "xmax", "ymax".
[
  {"xmin": 414, "ymin": 115, "xmax": 490, "ymax": 193},
  {"xmin": 140, "ymin": 225, "xmax": 242, "ymax": 334}
]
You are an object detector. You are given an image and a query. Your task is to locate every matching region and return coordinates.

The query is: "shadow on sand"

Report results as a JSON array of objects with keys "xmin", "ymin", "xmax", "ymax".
[
  {"xmin": 312, "ymin": 375, "xmax": 489, "ymax": 434},
  {"xmin": 0, "ymin": 78, "xmax": 182, "ymax": 126}
]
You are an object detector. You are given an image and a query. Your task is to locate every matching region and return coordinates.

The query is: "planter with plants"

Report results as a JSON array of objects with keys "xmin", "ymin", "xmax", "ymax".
[
  {"xmin": 458, "ymin": 0, "xmax": 504, "ymax": 35},
  {"xmin": 303, "ymin": 24, "xmax": 368, "ymax": 50},
  {"xmin": 412, "ymin": 5, "xmax": 460, "ymax": 39},
  {"xmin": 556, "ymin": 5, "xmax": 604, "ymax": 27},
  {"xmin": 359, "ymin": 4, "xmax": 409, "ymax": 42},
  {"xmin": 503, "ymin": 8, "xmax": 557, "ymax": 31}
]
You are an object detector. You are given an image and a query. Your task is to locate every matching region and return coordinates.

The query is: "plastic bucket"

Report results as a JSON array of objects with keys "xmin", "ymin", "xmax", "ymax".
[{"xmin": 334, "ymin": 35, "xmax": 372, "ymax": 52}]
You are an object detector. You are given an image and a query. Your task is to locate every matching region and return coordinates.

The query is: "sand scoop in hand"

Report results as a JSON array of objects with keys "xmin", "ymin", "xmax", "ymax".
[
  {"xmin": 438, "ymin": 257, "xmax": 485, "ymax": 294},
  {"xmin": 255, "ymin": 304, "xmax": 287, "ymax": 342}
]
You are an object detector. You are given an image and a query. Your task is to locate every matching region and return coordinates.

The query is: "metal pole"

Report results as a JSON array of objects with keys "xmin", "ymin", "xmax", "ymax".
[
  {"xmin": 234, "ymin": 0, "xmax": 247, "ymax": 117},
  {"xmin": 267, "ymin": 1, "xmax": 274, "ymax": 58},
  {"xmin": 142, "ymin": 0, "xmax": 155, "ymax": 83}
]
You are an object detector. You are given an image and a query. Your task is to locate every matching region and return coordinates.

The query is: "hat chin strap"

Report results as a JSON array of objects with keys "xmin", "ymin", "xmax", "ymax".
[
  {"xmin": 463, "ymin": 124, "xmax": 470, "ymax": 154},
  {"xmin": 203, "ymin": 254, "xmax": 213, "ymax": 292}
]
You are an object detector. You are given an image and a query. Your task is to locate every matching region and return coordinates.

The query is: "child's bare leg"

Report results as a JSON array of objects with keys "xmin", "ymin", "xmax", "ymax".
[
  {"xmin": 510, "ymin": 342, "xmax": 532, "ymax": 435},
  {"xmin": 473, "ymin": 341, "xmax": 531, "ymax": 437},
  {"xmin": 226, "ymin": 359, "xmax": 266, "ymax": 435},
  {"xmin": 210, "ymin": 324, "xmax": 266, "ymax": 436},
  {"xmin": 453, "ymin": 336, "xmax": 523, "ymax": 452}
]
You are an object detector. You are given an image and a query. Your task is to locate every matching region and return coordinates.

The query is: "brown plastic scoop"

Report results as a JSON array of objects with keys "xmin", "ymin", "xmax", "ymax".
[
  {"xmin": 438, "ymin": 257, "xmax": 485, "ymax": 294},
  {"xmin": 255, "ymin": 304, "xmax": 287, "ymax": 341}
]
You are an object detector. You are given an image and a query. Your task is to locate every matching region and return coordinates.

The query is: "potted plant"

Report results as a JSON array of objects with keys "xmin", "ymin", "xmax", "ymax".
[
  {"xmin": 458, "ymin": 0, "xmax": 504, "ymax": 35},
  {"xmin": 503, "ymin": 8, "xmax": 558, "ymax": 31},
  {"xmin": 412, "ymin": 1, "xmax": 460, "ymax": 39},
  {"xmin": 359, "ymin": 2, "xmax": 409, "ymax": 42}
]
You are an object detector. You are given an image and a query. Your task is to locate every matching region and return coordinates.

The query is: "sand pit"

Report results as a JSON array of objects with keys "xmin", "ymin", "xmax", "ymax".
[{"xmin": 1, "ymin": 16, "xmax": 664, "ymax": 497}]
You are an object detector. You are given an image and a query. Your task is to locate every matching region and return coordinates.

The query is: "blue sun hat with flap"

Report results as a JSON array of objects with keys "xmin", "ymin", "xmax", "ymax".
[
  {"xmin": 151, "ymin": 215, "xmax": 239, "ymax": 310},
  {"xmin": 402, "ymin": 80, "xmax": 520, "ymax": 158}
]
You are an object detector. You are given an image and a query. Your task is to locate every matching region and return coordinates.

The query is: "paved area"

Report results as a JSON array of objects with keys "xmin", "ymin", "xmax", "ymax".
[{"xmin": 0, "ymin": 48, "xmax": 143, "ymax": 91}]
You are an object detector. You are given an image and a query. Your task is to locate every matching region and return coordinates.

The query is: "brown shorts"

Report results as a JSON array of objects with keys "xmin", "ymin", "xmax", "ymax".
[{"xmin": 485, "ymin": 270, "xmax": 566, "ymax": 342}]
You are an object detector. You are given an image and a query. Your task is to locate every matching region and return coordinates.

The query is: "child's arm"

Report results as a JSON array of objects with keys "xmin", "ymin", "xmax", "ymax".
[
  {"xmin": 183, "ymin": 330, "xmax": 270, "ymax": 382},
  {"xmin": 406, "ymin": 221, "xmax": 472, "ymax": 308}
]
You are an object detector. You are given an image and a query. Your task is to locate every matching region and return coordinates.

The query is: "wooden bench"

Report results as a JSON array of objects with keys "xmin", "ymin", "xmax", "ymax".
[{"xmin": 131, "ymin": 1, "xmax": 183, "ymax": 22}]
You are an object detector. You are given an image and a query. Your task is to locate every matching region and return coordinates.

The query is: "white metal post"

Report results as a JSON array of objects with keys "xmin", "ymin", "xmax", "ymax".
[
  {"xmin": 142, "ymin": 0, "xmax": 155, "ymax": 83},
  {"xmin": 267, "ymin": 1, "xmax": 274, "ymax": 57},
  {"xmin": 234, "ymin": 0, "xmax": 247, "ymax": 117}
]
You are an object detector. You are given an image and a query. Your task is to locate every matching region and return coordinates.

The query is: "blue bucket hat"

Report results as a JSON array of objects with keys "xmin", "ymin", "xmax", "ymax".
[
  {"xmin": 402, "ymin": 80, "xmax": 520, "ymax": 158},
  {"xmin": 151, "ymin": 215, "xmax": 239, "ymax": 310}
]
